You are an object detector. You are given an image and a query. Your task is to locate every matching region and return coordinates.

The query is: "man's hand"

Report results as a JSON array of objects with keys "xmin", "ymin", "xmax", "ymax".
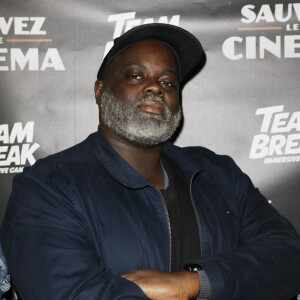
[{"xmin": 121, "ymin": 269, "xmax": 200, "ymax": 300}]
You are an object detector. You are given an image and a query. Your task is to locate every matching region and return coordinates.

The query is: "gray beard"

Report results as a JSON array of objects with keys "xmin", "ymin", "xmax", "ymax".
[{"xmin": 99, "ymin": 89, "xmax": 182, "ymax": 146}]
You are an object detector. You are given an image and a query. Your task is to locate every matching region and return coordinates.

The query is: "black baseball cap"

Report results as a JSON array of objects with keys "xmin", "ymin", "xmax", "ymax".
[{"xmin": 97, "ymin": 23, "xmax": 203, "ymax": 84}]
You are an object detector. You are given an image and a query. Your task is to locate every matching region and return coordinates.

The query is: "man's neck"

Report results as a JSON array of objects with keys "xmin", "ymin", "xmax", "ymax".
[{"xmin": 101, "ymin": 125, "xmax": 165, "ymax": 189}]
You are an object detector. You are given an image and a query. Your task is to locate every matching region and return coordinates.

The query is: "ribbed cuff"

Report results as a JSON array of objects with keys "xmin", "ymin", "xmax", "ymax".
[{"xmin": 196, "ymin": 270, "xmax": 211, "ymax": 300}]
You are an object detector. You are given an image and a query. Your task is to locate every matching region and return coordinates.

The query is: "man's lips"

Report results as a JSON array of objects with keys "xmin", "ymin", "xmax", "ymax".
[{"xmin": 138, "ymin": 100, "xmax": 164, "ymax": 115}]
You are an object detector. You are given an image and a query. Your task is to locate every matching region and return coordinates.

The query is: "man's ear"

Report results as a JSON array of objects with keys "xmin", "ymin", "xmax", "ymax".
[{"xmin": 94, "ymin": 80, "xmax": 104, "ymax": 104}]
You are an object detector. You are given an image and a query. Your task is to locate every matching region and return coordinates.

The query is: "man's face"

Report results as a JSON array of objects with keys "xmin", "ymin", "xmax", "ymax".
[{"xmin": 95, "ymin": 40, "xmax": 182, "ymax": 146}]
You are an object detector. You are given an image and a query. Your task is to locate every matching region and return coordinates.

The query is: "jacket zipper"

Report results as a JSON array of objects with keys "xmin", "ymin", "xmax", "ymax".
[
  {"xmin": 156, "ymin": 188, "xmax": 172, "ymax": 272},
  {"xmin": 190, "ymin": 172, "xmax": 203, "ymax": 257}
]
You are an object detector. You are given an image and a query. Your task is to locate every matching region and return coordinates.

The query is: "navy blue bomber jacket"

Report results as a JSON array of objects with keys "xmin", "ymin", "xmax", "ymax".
[{"xmin": 1, "ymin": 128, "xmax": 300, "ymax": 299}]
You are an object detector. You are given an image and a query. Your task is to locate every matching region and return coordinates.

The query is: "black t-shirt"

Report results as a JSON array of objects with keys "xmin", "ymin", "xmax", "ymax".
[{"xmin": 160, "ymin": 155, "xmax": 201, "ymax": 272}]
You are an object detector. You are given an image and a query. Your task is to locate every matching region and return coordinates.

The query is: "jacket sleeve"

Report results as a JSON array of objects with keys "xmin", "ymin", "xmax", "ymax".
[
  {"xmin": 193, "ymin": 156, "xmax": 300, "ymax": 300},
  {"xmin": 0, "ymin": 166, "xmax": 148, "ymax": 300}
]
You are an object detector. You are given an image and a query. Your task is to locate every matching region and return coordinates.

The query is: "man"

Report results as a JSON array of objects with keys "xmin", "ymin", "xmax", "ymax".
[{"xmin": 1, "ymin": 23, "xmax": 300, "ymax": 300}]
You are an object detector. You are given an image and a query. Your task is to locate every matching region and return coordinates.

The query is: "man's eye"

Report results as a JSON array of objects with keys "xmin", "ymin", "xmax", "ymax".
[
  {"xmin": 160, "ymin": 80, "xmax": 174, "ymax": 87},
  {"xmin": 127, "ymin": 74, "xmax": 142, "ymax": 80}
]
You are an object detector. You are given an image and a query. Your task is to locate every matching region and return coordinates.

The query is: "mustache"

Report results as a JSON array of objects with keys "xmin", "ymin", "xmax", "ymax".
[{"xmin": 135, "ymin": 94, "xmax": 165, "ymax": 106}]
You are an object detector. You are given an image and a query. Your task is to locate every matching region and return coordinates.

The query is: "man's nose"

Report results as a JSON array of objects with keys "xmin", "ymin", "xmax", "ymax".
[{"xmin": 142, "ymin": 81, "xmax": 165, "ymax": 97}]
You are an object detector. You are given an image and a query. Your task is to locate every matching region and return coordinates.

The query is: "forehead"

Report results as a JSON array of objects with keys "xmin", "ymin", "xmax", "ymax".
[{"xmin": 104, "ymin": 40, "xmax": 178, "ymax": 77}]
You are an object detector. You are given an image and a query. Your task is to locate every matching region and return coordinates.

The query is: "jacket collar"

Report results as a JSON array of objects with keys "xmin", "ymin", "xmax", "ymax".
[
  {"xmin": 92, "ymin": 126, "xmax": 203, "ymax": 189},
  {"xmin": 162, "ymin": 142, "xmax": 203, "ymax": 180}
]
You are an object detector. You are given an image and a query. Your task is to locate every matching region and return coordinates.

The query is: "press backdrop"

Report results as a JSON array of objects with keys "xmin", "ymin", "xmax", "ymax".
[{"xmin": 1, "ymin": 0, "xmax": 299, "ymax": 234}]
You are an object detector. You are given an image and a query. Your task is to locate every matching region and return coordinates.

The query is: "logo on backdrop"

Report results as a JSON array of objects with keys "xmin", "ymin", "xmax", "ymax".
[
  {"xmin": 104, "ymin": 12, "xmax": 180, "ymax": 57},
  {"xmin": 0, "ymin": 17, "xmax": 65, "ymax": 71},
  {"xmin": 222, "ymin": 3, "xmax": 300, "ymax": 60},
  {"xmin": 0, "ymin": 122, "xmax": 40, "ymax": 174},
  {"xmin": 249, "ymin": 105, "xmax": 300, "ymax": 163}
]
